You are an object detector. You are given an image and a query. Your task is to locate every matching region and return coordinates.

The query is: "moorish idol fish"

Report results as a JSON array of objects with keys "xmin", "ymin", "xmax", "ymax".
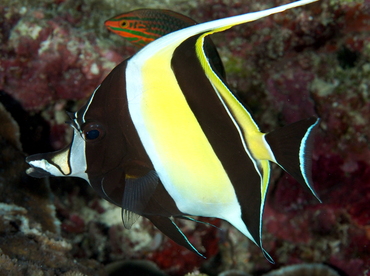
[
  {"xmin": 26, "ymin": 0, "xmax": 320, "ymax": 263},
  {"xmin": 104, "ymin": 8, "xmax": 226, "ymax": 79}
]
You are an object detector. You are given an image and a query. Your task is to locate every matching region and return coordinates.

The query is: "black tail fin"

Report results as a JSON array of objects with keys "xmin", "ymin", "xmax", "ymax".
[{"xmin": 264, "ymin": 117, "xmax": 321, "ymax": 202}]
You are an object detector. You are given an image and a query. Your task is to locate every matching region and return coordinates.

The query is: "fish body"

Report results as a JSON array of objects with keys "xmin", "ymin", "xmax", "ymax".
[
  {"xmin": 104, "ymin": 9, "xmax": 197, "ymax": 47},
  {"xmin": 26, "ymin": 0, "xmax": 319, "ymax": 262}
]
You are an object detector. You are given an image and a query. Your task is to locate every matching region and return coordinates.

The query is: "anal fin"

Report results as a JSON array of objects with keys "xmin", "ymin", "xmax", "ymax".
[
  {"xmin": 262, "ymin": 249, "xmax": 275, "ymax": 264},
  {"xmin": 148, "ymin": 215, "xmax": 205, "ymax": 258},
  {"xmin": 180, "ymin": 216, "xmax": 220, "ymax": 229}
]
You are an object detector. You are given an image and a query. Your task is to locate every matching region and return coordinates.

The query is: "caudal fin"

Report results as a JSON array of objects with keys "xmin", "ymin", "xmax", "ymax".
[{"xmin": 264, "ymin": 117, "xmax": 321, "ymax": 202}]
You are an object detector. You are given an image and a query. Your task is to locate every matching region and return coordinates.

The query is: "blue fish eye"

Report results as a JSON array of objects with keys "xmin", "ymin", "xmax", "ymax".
[
  {"xmin": 85, "ymin": 129, "xmax": 100, "ymax": 140},
  {"xmin": 82, "ymin": 123, "xmax": 105, "ymax": 142}
]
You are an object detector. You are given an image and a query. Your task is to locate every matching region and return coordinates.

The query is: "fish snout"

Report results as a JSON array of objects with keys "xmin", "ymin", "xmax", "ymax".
[
  {"xmin": 26, "ymin": 160, "xmax": 52, "ymax": 178},
  {"xmin": 104, "ymin": 20, "xmax": 119, "ymax": 31},
  {"xmin": 25, "ymin": 146, "xmax": 72, "ymax": 178}
]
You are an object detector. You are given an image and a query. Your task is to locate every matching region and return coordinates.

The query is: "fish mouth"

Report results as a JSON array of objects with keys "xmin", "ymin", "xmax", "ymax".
[
  {"xmin": 25, "ymin": 154, "xmax": 52, "ymax": 178},
  {"xmin": 25, "ymin": 164, "xmax": 51, "ymax": 178},
  {"xmin": 104, "ymin": 20, "xmax": 121, "ymax": 33},
  {"xmin": 104, "ymin": 21, "xmax": 115, "ymax": 29}
]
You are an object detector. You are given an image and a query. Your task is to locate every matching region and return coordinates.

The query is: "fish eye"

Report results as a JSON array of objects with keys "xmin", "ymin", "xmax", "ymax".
[
  {"xmin": 82, "ymin": 123, "xmax": 105, "ymax": 142},
  {"xmin": 120, "ymin": 20, "xmax": 127, "ymax": 27},
  {"xmin": 85, "ymin": 129, "xmax": 100, "ymax": 140}
]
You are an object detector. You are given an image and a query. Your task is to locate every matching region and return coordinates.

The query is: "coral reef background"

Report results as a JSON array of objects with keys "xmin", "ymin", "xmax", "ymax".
[{"xmin": 0, "ymin": 0, "xmax": 369, "ymax": 275}]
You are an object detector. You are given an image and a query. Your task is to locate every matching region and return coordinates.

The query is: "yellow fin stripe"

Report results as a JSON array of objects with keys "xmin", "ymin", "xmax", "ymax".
[
  {"xmin": 260, "ymin": 160, "xmax": 270, "ymax": 199},
  {"xmin": 195, "ymin": 36, "xmax": 274, "ymax": 162},
  {"xmin": 195, "ymin": 37, "xmax": 272, "ymax": 205}
]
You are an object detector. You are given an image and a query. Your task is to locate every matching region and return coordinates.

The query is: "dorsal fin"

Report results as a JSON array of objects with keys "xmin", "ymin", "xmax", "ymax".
[{"xmin": 133, "ymin": 0, "xmax": 318, "ymax": 63}]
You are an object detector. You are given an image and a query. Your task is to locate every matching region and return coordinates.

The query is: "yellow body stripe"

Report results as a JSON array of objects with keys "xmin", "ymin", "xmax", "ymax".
[{"xmin": 139, "ymin": 47, "xmax": 238, "ymax": 215}]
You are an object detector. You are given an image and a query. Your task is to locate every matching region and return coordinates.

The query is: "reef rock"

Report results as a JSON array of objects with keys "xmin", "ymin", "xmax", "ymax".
[{"xmin": 0, "ymin": 102, "xmax": 105, "ymax": 275}]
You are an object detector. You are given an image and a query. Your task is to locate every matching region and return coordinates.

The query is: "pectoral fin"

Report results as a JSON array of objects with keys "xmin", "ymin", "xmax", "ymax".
[
  {"xmin": 121, "ymin": 170, "xmax": 159, "ymax": 228},
  {"xmin": 120, "ymin": 172, "xmax": 203, "ymax": 254},
  {"xmin": 122, "ymin": 209, "xmax": 141, "ymax": 229}
]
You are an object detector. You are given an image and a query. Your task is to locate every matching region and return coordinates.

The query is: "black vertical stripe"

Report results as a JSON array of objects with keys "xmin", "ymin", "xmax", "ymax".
[
  {"xmin": 79, "ymin": 60, "xmax": 183, "ymax": 216},
  {"xmin": 171, "ymin": 35, "xmax": 263, "ymax": 244}
]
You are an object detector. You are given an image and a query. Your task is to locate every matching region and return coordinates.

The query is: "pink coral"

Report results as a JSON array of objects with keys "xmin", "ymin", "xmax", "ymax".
[{"xmin": 0, "ymin": 8, "xmax": 124, "ymax": 112}]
